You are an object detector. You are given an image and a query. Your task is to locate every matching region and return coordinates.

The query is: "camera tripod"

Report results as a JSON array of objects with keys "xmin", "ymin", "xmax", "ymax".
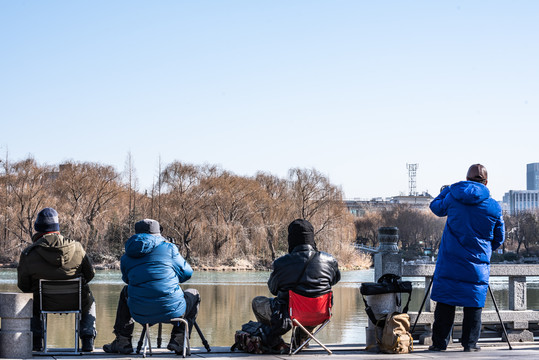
[
  {"xmin": 137, "ymin": 320, "xmax": 211, "ymax": 354},
  {"xmin": 411, "ymin": 278, "xmax": 512, "ymax": 350}
]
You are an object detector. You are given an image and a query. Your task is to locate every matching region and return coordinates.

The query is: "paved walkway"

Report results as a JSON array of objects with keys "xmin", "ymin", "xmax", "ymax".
[{"xmin": 27, "ymin": 343, "xmax": 537, "ymax": 360}]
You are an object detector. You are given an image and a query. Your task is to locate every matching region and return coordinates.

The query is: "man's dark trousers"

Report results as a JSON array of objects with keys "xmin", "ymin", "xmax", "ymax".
[
  {"xmin": 113, "ymin": 286, "xmax": 200, "ymax": 338},
  {"xmin": 432, "ymin": 302, "xmax": 482, "ymax": 349}
]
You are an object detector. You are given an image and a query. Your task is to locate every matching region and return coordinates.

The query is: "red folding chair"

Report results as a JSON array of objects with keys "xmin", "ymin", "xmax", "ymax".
[{"xmin": 288, "ymin": 290, "xmax": 333, "ymax": 355}]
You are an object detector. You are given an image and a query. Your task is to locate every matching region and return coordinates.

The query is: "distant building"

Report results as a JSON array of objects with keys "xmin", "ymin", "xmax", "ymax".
[
  {"xmin": 527, "ymin": 163, "xmax": 539, "ymax": 190},
  {"xmin": 44, "ymin": 163, "xmax": 73, "ymax": 183},
  {"xmin": 502, "ymin": 190, "xmax": 539, "ymax": 216},
  {"xmin": 345, "ymin": 193, "xmax": 433, "ymax": 217},
  {"xmin": 501, "ymin": 163, "xmax": 539, "ymax": 215}
]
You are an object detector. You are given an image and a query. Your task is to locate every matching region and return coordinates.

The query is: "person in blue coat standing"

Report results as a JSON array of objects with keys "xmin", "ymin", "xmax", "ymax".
[
  {"xmin": 428, "ymin": 164, "xmax": 505, "ymax": 352},
  {"xmin": 103, "ymin": 219, "xmax": 199, "ymax": 355}
]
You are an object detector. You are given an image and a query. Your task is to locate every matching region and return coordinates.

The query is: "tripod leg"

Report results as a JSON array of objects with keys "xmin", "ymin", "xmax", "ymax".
[
  {"xmin": 411, "ymin": 277, "xmax": 433, "ymax": 333},
  {"xmin": 157, "ymin": 323, "xmax": 162, "ymax": 348},
  {"xmin": 193, "ymin": 321, "xmax": 211, "ymax": 352},
  {"xmin": 488, "ymin": 285, "xmax": 512, "ymax": 350},
  {"xmin": 136, "ymin": 325, "xmax": 146, "ymax": 354}
]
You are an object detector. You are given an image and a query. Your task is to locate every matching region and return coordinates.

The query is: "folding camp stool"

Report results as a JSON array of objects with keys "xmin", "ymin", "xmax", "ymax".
[
  {"xmin": 38, "ymin": 277, "xmax": 82, "ymax": 355},
  {"xmin": 138, "ymin": 318, "xmax": 190, "ymax": 358},
  {"xmin": 289, "ymin": 290, "xmax": 333, "ymax": 355}
]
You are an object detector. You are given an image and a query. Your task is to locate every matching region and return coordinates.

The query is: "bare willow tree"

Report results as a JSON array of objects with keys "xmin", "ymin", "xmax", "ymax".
[
  {"xmin": 54, "ymin": 162, "xmax": 123, "ymax": 251},
  {"xmin": 379, "ymin": 205, "xmax": 443, "ymax": 250},
  {"xmin": 354, "ymin": 211, "xmax": 383, "ymax": 247},
  {"xmin": 507, "ymin": 211, "xmax": 539, "ymax": 255},
  {"xmin": 5, "ymin": 158, "xmax": 54, "ymax": 247},
  {"xmin": 0, "ymin": 156, "xmax": 373, "ymax": 269},
  {"xmin": 254, "ymin": 172, "xmax": 292, "ymax": 260},
  {"xmin": 159, "ymin": 162, "xmax": 213, "ymax": 260},
  {"xmin": 288, "ymin": 168, "xmax": 350, "ymax": 252},
  {"xmin": 0, "ymin": 154, "xmax": 9, "ymax": 258},
  {"xmin": 202, "ymin": 172, "xmax": 261, "ymax": 258},
  {"xmin": 123, "ymin": 151, "xmax": 140, "ymax": 232},
  {"xmin": 354, "ymin": 205, "xmax": 445, "ymax": 255}
]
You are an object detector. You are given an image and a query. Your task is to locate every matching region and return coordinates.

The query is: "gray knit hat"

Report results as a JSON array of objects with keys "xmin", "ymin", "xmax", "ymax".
[
  {"xmin": 135, "ymin": 219, "xmax": 161, "ymax": 235},
  {"xmin": 34, "ymin": 207, "xmax": 60, "ymax": 233}
]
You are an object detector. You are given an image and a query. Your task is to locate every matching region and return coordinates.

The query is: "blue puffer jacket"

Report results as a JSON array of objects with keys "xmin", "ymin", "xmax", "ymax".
[
  {"xmin": 430, "ymin": 181, "xmax": 505, "ymax": 307},
  {"xmin": 120, "ymin": 233, "xmax": 193, "ymax": 324}
]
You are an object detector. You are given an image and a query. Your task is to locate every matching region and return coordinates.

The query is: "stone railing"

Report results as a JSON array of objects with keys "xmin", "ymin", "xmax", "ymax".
[
  {"xmin": 366, "ymin": 226, "xmax": 539, "ymax": 345},
  {"xmin": 403, "ymin": 263, "xmax": 539, "ymax": 344}
]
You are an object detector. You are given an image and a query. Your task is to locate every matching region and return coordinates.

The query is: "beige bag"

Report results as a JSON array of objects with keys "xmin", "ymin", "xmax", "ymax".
[{"xmin": 377, "ymin": 312, "xmax": 413, "ymax": 354}]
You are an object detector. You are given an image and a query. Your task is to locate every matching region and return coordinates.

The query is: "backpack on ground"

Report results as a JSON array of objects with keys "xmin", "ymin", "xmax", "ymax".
[
  {"xmin": 360, "ymin": 273, "xmax": 414, "ymax": 354},
  {"xmin": 230, "ymin": 321, "xmax": 266, "ymax": 354},
  {"xmin": 230, "ymin": 320, "xmax": 289, "ymax": 354},
  {"xmin": 377, "ymin": 312, "xmax": 413, "ymax": 354}
]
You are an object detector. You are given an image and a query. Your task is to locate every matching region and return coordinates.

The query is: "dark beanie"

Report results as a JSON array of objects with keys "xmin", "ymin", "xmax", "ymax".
[
  {"xmin": 287, "ymin": 219, "xmax": 316, "ymax": 253},
  {"xmin": 135, "ymin": 219, "xmax": 161, "ymax": 235},
  {"xmin": 34, "ymin": 207, "xmax": 60, "ymax": 233}
]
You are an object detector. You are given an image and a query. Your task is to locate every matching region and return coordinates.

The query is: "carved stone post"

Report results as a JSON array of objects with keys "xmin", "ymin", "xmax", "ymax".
[
  {"xmin": 366, "ymin": 227, "xmax": 403, "ymax": 351},
  {"xmin": 506, "ymin": 276, "xmax": 533, "ymax": 342},
  {"xmin": 374, "ymin": 227, "xmax": 402, "ymax": 281},
  {"xmin": 509, "ymin": 276, "xmax": 527, "ymax": 311},
  {"xmin": 0, "ymin": 292, "xmax": 33, "ymax": 358}
]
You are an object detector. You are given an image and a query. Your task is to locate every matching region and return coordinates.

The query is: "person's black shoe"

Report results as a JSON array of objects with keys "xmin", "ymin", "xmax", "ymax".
[
  {"xmin": 291, "ymin": 328, "xmax": 310, "ymax": 351},
  {"xmin": 81, "ymin": 337, "xmax": 94, "ymax": 352},
  {"xmin": 464, "ymin": 345, "xmax": 481, "ymax": 352},
  {"xmin": 103, "ymin": 335, "xmax": 133, "ymax": 354},
  {"xmin": 428, "ymin": 345, "xmax": 446, "ymax": 351},
  {"xmin": 167, "ymin": 333, "xmax": 190, "ymax": 356},
  {"xmin": 271, "ymin": 338, "xmax": 290, "ymax": 354}
]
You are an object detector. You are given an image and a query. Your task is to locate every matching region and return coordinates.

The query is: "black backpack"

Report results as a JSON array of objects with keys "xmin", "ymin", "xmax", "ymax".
[
  {"xmin": 230, "ymin": 321, "xmax": 289, "ymax": 354},
  {"xmin": 360, "ymin": 273, "xmax": 413, "ymax": 327}
]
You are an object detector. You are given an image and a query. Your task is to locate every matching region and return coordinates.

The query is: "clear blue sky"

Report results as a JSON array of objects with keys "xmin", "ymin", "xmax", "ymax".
[{"xmin": 1, "ymin": 1, "xmax": 538, "ymax": 201}]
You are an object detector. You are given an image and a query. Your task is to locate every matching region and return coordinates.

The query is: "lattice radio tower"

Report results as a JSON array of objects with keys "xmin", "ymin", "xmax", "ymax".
[{"xmin": 407, "ymin": 163, "xmax": 418, "ymax": 196}]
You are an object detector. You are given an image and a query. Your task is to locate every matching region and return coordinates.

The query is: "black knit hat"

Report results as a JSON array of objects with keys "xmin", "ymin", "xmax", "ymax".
[
  {"xmin": 135, "ymin": 219, "xmax": 161, "ymax": 235},
  {"xmin": 287, "ymin": 219, "xmax": 316, "ymax": 253},
  {"xmin": 34, "ymin": 207, "xmax": 60, "ymax": 233}
]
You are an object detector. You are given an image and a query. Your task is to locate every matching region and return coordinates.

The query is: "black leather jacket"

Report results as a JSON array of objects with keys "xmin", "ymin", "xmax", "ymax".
[{"xmin": 268, "ymin": 244, "xmax": 341, "ymax": 300}]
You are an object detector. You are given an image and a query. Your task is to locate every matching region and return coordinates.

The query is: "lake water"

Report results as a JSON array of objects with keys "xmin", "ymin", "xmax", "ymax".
[{"xmin": 1, "ymin": 269, "xmax": 538, "ymax": 349}]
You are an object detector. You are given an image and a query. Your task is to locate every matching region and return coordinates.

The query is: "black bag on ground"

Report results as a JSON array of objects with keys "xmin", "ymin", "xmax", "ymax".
[
  {"xmin": 230, "ymin": 321, "xmax": 289, "ymax": 354},
  {"xmin": 360, "ymin": 274, "xmax": 413, "ymax": 326},
  {"xmin": 230, "ymin": 321, "xmax": 267, "ymax": 354},
  {"xmin": 360, "ymin": 274, "xmax": 414, "ymax": 354},
  {"xmin": 360, "ymin": 273, "xmax": 412, "ymax": 296}
]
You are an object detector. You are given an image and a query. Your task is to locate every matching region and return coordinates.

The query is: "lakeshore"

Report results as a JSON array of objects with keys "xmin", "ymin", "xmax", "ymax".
[{"xmin": 0, "ymin": 261, "xmax": 371, "ymax": 272}]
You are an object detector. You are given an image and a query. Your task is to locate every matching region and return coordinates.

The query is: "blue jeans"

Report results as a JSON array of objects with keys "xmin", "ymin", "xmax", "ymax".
[{"xmin": 432, "ymin": 302, "xmax": 482, "ymax": 349}]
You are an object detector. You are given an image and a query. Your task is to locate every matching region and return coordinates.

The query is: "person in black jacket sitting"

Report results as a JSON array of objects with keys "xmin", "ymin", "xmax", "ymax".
[{"xmin": 252, "ymin": 219, "xmax": 341, "ymax": 349}]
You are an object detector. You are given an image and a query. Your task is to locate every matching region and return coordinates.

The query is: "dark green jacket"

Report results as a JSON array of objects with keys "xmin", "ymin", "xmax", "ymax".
[{"xmin": 17, "ymin": 232, "xmax": 95, "ymax": 311}]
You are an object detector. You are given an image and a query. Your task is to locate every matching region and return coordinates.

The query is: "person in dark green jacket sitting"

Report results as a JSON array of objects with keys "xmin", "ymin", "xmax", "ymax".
[{"xmin": 17, "ymin": 207, "xmax": 97, "ymax": 352}]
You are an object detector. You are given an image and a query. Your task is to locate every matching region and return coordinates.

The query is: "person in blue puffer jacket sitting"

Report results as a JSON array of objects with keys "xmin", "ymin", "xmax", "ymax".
[
  {"xmin": 103, "ymin": 219, "xmax": 199, "ymax": 355},
  {"xmin": 428, "ymin": 164, "xmax": 505, "ymax": 353}
]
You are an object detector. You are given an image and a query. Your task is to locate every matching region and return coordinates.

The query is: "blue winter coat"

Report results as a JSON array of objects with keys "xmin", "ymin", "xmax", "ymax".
[
  {"xmin": 430, "ymin": 181, "xmax": 505, "ymax": 307},
  {"xmin": 120, "ymin": 233, "xmax": 193, "ymax": 324}
]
